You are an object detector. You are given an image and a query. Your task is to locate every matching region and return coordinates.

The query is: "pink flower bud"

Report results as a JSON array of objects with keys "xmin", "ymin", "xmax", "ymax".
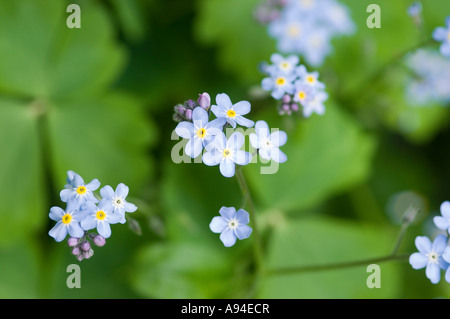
[
  {"xmin": 81, "ymin": 241, "xmax": 91, "ymax": 252},
  {"xmin": 67, "ymin": 237, "xmax": 79, "ymax": 247},
  {"xmin": 185, "ymin": 109, "xmax": 193, "ymax": 121},
  {"xmin": 93, "ymin": 235, "xmax": 106, "ymax": 247},
  {"xmin": 197, "ymin": 92, "xmax": 211, "ymax": 110}
]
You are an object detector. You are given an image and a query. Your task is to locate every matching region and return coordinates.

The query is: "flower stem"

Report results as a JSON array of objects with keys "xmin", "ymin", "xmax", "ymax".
[{"xmin": 235, "ymin": 167, "xmax": 264, "ymax": 273}]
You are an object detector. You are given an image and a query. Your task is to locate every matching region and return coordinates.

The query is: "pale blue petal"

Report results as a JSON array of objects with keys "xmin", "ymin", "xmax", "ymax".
[
  {"xmin": 235, "ymin": 209, "xmax": 249, "ymax": 225},
  {"xmin": 432, "ymin": 234, "xmax": 448, "ymax": 253},
  {"xmin": 205, "ymin": 117, "xmax": 226, "ymax": 132},
  {"xmin": 97, "ymin": 221, "xmax": 112, "ymax": 238},
  {"xmin": 426, "ymin": 263, "xmax": 441, "ymax": 284},
  {"xmin": 262, "ymin": 77, "xmax": 274, "ymax": 91},
  {"xmin": 433, "ymin": 27, "xmax": 448, "ymax": 41},
  {"xmin": 60, "ymin": 188, "xmax": 75, "ymax": 202},
  {"xmin": 441, "ymin": 201, "xmax": 450, "ymax": 218},
  {"xmin": 219, "ymin": 206, "xmax": 236, "ymax": 220},
  {"xmin": 107, "ymin": 212, "xmax": 123, "ymax": 224},
  {"xmin": 440, "ymin": 42, "xmax": 450, "ymax": 57},
  {"xmin": 258, "ymin": 147, "xmax": 271, "ymax": 161},
  {"xmin": 211, "ymin": 105, "xmax": 227, "ymax": 118},
  {"xmin": 68, "ymin": 222, "xmax": 85, "ymax": 238},
  {"xmin": 443, "ymin": 247, "xmax": 450, "ymax": 263},
  {"xmin": 80, "ymin": 215, "xmax": 97, "ymax": 231},
  {"xmin": 49, "ymin": 223, "xmax": 68, "ymax": 242},
  {"xmin": 226, "ymin": 118, "xmax": 237, "ymax": 129},
  {"xmin": 445, "ymin": 267, "xmax": 450, "ymax": 283},
  {"xmin": 234, "ymin": 150, "xmax": 252, "ymax": 166},
  {"xmin": 49, "ymin": 206, "xmax": 64, "ymax": 221},
  {"xmin": 234, "ymin": 116, "xmax": 254, "ymax": 128},
  {"xmin": 73, "ymin": 175, "xmax": 84, "ymax": 187},
  {"xmin": 270, "ymin": 148, "xmax": 287, "ymax": 163},
  {"xmin": 235, "ymin": 224, "xmax": 252, "ymax": 240},
  {"xmin": 175, "ymin": 121, "xmax": 195, "ymax": 139},
  {"xmin": 215, "ymin": 93, "xmax": 233, "ymax": 109},
  {"xmin": 202, "ymin": 151, "xmax": 221, "ymax": 166},
  {"xmin": 220, "ymin": 228, "xmax": 237, "ymax": 247},
  {"xmin": 409, "ymin": 252, "xmax": 428, "ymax": 269},
  {"xmin": 249, "ymin": 133, "xmax": 259, "ymax": 149},
  {"xmin": 86, "ymin": 179, "xmax": 100, "ymax": 191},
  {"xmin": 270, "ymin": 130, "xmax": 287, "ymax": 147},
  {"xmin": 270, "ymin": 53, "xmax": 283, "ymax": 64},
  {"xmin": 255, "ymin": 120, "xmax": 270, "ymax": 140},
  {"xmin": 220, "ymin": 160, "xmax": 235, "ymax": 178},
  {"xmin": 209, "ymin": 216, "xmax": 228, "ymax": 233},
  {"xmin": 192, "ymin": 107, "xmax": 209, "ymax": 127},
  {"xmin": 415, "ymin": 236, "xmax": 432, "ymax": 254},
  {"xmin": 233, "ymin": 101, "xmax": 251, "ymax": 115},
  {"xmin": 100, "ymin": 185, "xmax": 115, "ymax": 199},
  {"xmin": 227, "ymin": 131, "xmax": 245, "ymax": 150},
  {"xmin": 116, "ymin": 183, "xmax": 129, "ymax": 199},
  {"xmin": 123, "ymin": 201, "xmax": 137, "ymax": 213},
  {"xmin": 185, "ymin": 137, "xmax": 203, "ymax": 158}
]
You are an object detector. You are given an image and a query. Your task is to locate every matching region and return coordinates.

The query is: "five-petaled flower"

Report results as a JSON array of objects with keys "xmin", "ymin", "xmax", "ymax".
[
  {"xmin": 250, "ymin": 120, "xmax": 287, "ymax": 163},
  {"xmin": 409, "ymin": 235, "xmax": 449, "ymax": 284},
  {"xmin": 100, "ymin": 183, "xmax": 138, "ymax": 224},
  {"xmin": 60, "ymin": 172, "xmax": 100, "ymax": 209},
  {"xmin": 209, "ymin": 206, "xmax": 253, "ymax": 247},
  {"xmin": 48, "ymin": 202, "xmax": 86, "ymax": 242},
  {"xmin": 211, "ymin": 93, "xmax": 255, "ymax": 128},
  {"xmin": 80, "ymin": 201, "xmax": 123, "ymax": 239},
  {"xmin": 432, "ymin": 16, "xmax": 450, "ymax": 57}
]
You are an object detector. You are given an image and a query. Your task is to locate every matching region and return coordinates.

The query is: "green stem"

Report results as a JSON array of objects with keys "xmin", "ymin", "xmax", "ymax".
[{"xmin": 235, "ymin": 167, "xmax": 264, "ymax": 273}]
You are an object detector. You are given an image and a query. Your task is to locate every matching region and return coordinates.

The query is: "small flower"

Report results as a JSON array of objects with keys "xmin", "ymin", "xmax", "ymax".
[
  {"xmin": 302, "ymin": 90, "xmax": 328, "ymax": 117},
  {"xmin": 261, "ymin": 70, "xmax": 296, "ymax": 100},
  {"xmin": 80, "ymin": 201, "xmax": 123, "ymax": 238},
  {"xmin": 407, "ymin": 1, "xmax": 422, "ymax": 18},
  {"xmin": 250, "ymin": 120, "xmax": 287, "ymax": 163},
  {"xmin": 100, "ymin": 183, "xmax": 137, "ymax": 224},
  {"xmin": 211, "ymin": 93, "xmax": 255, "ymax": 128},
  {"xmin": 409, "ymin": 235, "xmax": 449, "ymax": 284},
  {"xmin": 295, "ymin": 65, "xmax": 325, "ymax": 90},
  {"xmin": 432, "ymin": 16, "xmax": 450, "ymax": 57},
  {"xmin": 175, "ymin": 107, "xmax": 226, "ymax": 158},
  {"xmin": 433, "ymin": 201, "xmax": 450, "ymax": 232},
  {"xmin": 293, "ymin": 82, "xmax": 315, "ymax": 106},
  {"xmin": 202, "ymin": 131, "xmax": 252, "ymax": 178},
  {"xmin": 197, "ymin": 92, "xmax": 211, "ymax": 110},
  {"xmin": 266, "ymin": 53, "xmax": 300, "ymax": 76},
  {"xmin": 60, "ymin": 172, "xmax": 100, "ymax": 209},
  {"xmin": 209, "ymin": 206, "xmax": 252, "ymax": 247},
  {"xmin": 48, "ymin": 202, "xmax": 86, "ymax": 242}
]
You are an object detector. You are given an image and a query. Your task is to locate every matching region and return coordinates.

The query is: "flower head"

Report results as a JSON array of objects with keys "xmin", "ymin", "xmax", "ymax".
[
  {"xmin": 202, "ymin": 131, "xmax": 252, "ymax": 178},
  {"xmin": 409, "ymin": 235, "xmax": 449, "ymax": 284},
  {"xmin": 250, "ymin": 120, "xmax": 287, "ymax": 163},
  {"xmin": 175, "ymin": 107, "xmax": 226, "ymax": 158},
  {"xmin": 209, "ymin": 206, "xmax": 252, "ymax": 247},
  {"xmin": 60, "ymin": 172, "xmax": 100, "ymax": 209},
  {"xmin": 432, "ymin": 16, "xmax": 450, "ymax": 57},
  {"xmin": 48, "ymin": 202, "xmax": 86, "ymax": 242},
  {"xmin": 100, "ymin": 183, "xmax": 137, "ymax": 224},
  {"xmin": 211, "ymin": 93, "xmax": 255, "ymax": 128},
  {"xmin": 80, "ymin": 201, "xmax": 123, "ymax": 238},
  {"xmin": 262, "ymin": 70, "xmax": 296, "ymax": 100}
]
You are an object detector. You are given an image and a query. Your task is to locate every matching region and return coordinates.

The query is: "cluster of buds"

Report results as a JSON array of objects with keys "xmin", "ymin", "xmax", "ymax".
[
  {"xmin": 253, "ymin": 0, "xmax": 287, "ymax": 24},
  {"xmin": 67, "ymin": 233, "xmax": 106, "ymax": 261},
  {"xmin": 173, "ymin": 92, "xmax": 211, "ymax": 123},
  {"xmin": 278, "ymin": 94, "xmax": 299, "ymax": 116}
]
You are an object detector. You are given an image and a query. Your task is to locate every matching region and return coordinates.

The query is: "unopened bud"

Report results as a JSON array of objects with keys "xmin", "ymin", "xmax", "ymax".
[
  {"xmin": 72, "ymin": 247, "xmax": 80, "ymax": 256},
  {"xmin": 291, "ymin": 103, "xmax": 299, "ymax": 111},
  {"xmin": 197, "ymin": 92, "xmax": 211, "ymax": 110},
  {"xmin": 185, "ymin": 109, "xmax": 193, "ymax": 121},
  {"xmin": 282, "ymin": 94, "xmax": 291, "ymax": 103},
  {"xmin": 68, "ymin": 237, "xmax": 79, "ymax": 247},
  {"xmin": 81, "ymin": 241, "xmax": 91, "ymax": 252},
  {"xmin": 93, "ymin": 235, "xmax": 106, "ymax": 247}
]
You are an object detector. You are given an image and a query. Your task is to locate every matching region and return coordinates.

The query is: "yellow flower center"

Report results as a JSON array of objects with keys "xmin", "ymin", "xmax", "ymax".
[
  {"xmin": 280, "ymin": 62, "xmax": 290, "ymax": 70},
  {"xmin": 197, "ymin": 128, "xmax": 206, "ymax": 138},
  {"xmin": 276, "ymin": 77, "xmax": 286, "ymax": 86},
  {"xmin": 76, "ymin": 186, "xmax": 86, "ymax": 195},
  {"xmin": 298, "ymin": 91, "xmax": 306, "ymax": 100},
  {"xmin": 62, "ymin": 213, "xmax": 72, "ymax": 224},
  {"xmin": 307, "ymin": 76, "xmax": 315, "ymax": 83},
  {"xmin": 288, "ymin": 25, "xmax": 300, "ymax": 37},
  {"xmin": 227, "ymin": 110, "xmax": 236, "ymax": 118},
  {"xmin": 96, "ymin": 210, "xmax": 106, "ymax": 220},
  {"xmin": 223, "ymin": 149, "xmax": 232, "ymax": 158}
]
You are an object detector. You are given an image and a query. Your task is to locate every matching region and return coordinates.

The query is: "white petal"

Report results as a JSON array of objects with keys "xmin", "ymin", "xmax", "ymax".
[
  {"xmin": 270, "ymin": 130, "xmax": 287, "ymax": 147},
  {"xmin": 220, "ymin": 161, "xmax": 236, "ymax": 178},
  {"xmin": 175, "ymin": 121, "xmax": 195, "ymax": 139}
]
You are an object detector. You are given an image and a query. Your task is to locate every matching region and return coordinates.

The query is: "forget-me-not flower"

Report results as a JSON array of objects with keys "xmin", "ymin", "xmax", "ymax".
[
  {"xmin": 266, "ymin": 53, "xmax": 299, "ymax": 76},
  {"xmin": 80, "ymin": 201, "xmax": 123, "ymax": 238},
  {"xmin": 60, "ymin": 172, "xmax": 100, "ymax": 209},
  {"xmin": 262, "ymin": 70, "xmax": 296, "ymax": 100},
  {"xmin": 175, "ymin": 107, "xmax": 226, "ymax": 158},
  {"xmin": 303, "ymin": 90, "xmax": 328, "ymax": 117},
  {"xmin": 100, "ymin": 183, "xmax": 137, "ymax": 224},
  {"xmin": 209, "ymin": 206, "xmax": 252, "ymax": 247},
  {"xmin": 409, "ymin": 234, "xmax": 449, "ymax": 284},
  {"xmin": 432, "ymin": 16, "xmax": 450, "ymax": 57},
  {"xmin": 211, "ymin": 93, "xmax": 255, "ymax": 129},
  {"xmin": 48, "ymin": 202, "xmax": 86, "ymax": 242},
  {"xmin": 202, "ymin": 131, "xmax": 252, "ymax": 178},
  {"xmin": 250, "ymin": 120, "xmax": 287, "ymax": 163}
]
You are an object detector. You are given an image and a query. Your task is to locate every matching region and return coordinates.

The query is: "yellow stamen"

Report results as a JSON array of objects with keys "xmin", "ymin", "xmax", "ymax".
[
  {"xmin": 223, "ymin": 149, "xmax": 231, "ymax": 158},
  {"xmin": 298, "ymin": 91, "xmax": 306, "ymax": 100},
  {"xmin": 62, "ymin": 213, "xmax": 72, "ymax": 224},
  {"xmin": 76, "ymin": 186, "xmax": 86, "ymax": 195},
  {"xmin": 96, "ymin": 210, "xmax": 106, "ymax": 220},
  {"xmin": 197, "ymin": 128, "xmax": 206, "ymax": 138},
  {"xmin": 276, "ymin": 77, "xmax": 286, "ymax": 86},
  {"xmin": 307, "ymin": 76, "xmax": 315, "ymax": 83},
  {"xmin": 227, "ymin": 110, "xmax": 236, "ymax": 118}
]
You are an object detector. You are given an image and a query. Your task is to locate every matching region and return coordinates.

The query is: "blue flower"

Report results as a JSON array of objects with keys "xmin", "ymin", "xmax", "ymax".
[
  {"xmin": 407, "ymin": 1, "xmax": 422, "ymax": 17},
  {"xmin": 209, "ymin": 206, "xmax": 252, "ymax": 247},
  {"xmin": 409, "ymin": 235, "xmax": 449, "ymax": 284},
  {"xmin": 250, "ymin": 120, "xmax": 287, "ymax": 163},
  {"xmin": 100, "ymin": 183, "xmax": 137, "ymax": 224},
  {"xmin": 202, "ymin": 131, "xmax": 252, "ymax": 178},
  {"xmin": 175, "ymin": 107, "xmax": 226, "ymax": 158},
  {"xmin": 265, "ymin": 53, "xmax": 300, "ymax": 76},
  {"xmin": 261, "ymin": 70, "xmax": 296, "ymax": 100},
  {"xmin": 211, "ymin": 93, "xmax": 255, "ymax": 128},
  {"xmin": 302, "ymin": 90, "xmax": 328, "ymax": 117},
  {"xmin": 295, "ymin": 64, "xmax": 325, "ymax": 90},
  {"xmin": 60, "ymin": 172, "xmax": 100, "ymax": 209},
  {"xmin": 433, "ymin": 201, "xmax": 450, "ymax": 232},
  {"xmin": 80, "ymin": 201, "xmax": 123, "ymax": 238},
  {"xmin": 432, "ymin": 16, "xmax": 450, "ymax": 57},
  {"xmin": 48, "ymin": 202, "xmax": 86, "ymax": 242},
  {"xmin": 301, "ymin": 28, "xmax": 333, "ymax": 67},
  {"xmin": 293, "ymin": 81, "xmax": 315, "ymax": 106}
]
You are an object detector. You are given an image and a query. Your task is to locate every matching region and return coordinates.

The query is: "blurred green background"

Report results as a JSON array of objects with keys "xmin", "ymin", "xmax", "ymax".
[{"xmin": 1, "ymin": 0, "xmax": 449, "ymax": 299}]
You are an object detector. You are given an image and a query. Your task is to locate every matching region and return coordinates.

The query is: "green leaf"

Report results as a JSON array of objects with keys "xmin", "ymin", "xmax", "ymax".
[
  {"xmin": 246, "ymin": 103, "xmax": 376, "ymax": 213},
  {"xmin": 258, "ymin": 216, "xmax": 402, "ymax": 298}
]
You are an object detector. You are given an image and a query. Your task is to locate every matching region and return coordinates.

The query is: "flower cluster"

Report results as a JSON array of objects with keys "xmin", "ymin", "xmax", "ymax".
[
  {"xmin": 174, "ymin": 92, "xmax": 288, "ymax": 178},
  {"xmin": 432, "ymin": 16, "xmax": 450, "ymax": 58},
  {"xmin": 409, "ymin": 201, "xmax": 450, "ymax": 284},
  {"xmin": 261, "ymin": 53, "xmax": 328, "ymax": 117},
  {"xmin": 404, "ymin": 49, "xmax": 450, "ymax": 106},
  {"xmin": 210, "ymin": 206, "xmax": 252, "ymax": 247},
  {"xmin": 255, "ymin": 0, "xmax": 355, "ymax": 66},
  {"xmin": 48, "ymin": 171, "xmax": 137, "ymax": 261}
]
